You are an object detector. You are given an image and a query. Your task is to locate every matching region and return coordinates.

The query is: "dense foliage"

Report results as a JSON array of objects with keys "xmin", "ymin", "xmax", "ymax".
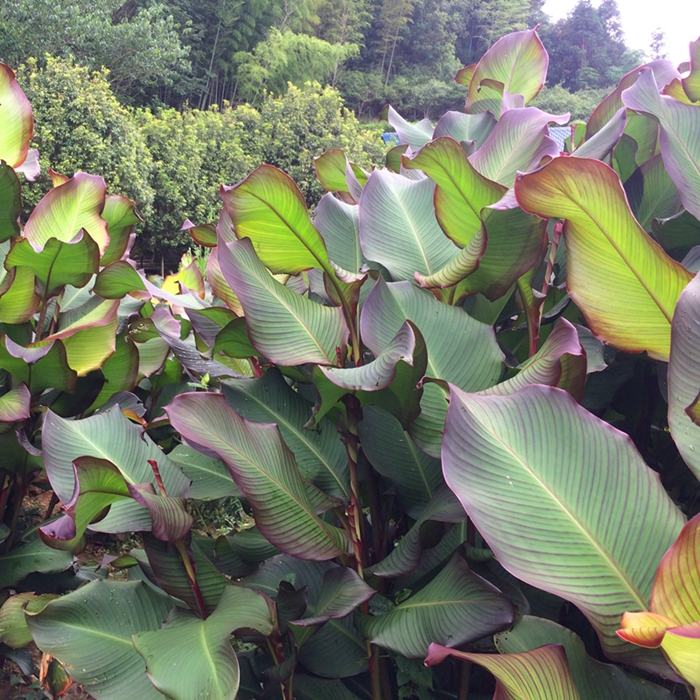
[{"xmin": 2, "ymin": 23, "xmax": 700, "ymax": 700}]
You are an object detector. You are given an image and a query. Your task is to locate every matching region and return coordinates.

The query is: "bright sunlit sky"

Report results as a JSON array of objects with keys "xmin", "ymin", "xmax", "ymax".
[{"xmin": 542, "ymin": 0, "xmax": 700, "ymax": 68}]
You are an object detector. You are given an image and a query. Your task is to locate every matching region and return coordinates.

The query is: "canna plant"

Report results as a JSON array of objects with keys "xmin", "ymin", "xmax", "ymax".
[{"xmin": 1, "ymin": 24, "xmax": 700, "ymax": 700}]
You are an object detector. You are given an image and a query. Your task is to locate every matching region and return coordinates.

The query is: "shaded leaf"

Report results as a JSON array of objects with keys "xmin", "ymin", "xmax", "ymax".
[{"xmin": 0, "ymin": 538, "xmax": 72, "ymax": 589}]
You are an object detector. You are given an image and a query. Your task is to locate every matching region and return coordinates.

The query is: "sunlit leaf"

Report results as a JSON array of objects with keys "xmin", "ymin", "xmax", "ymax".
[
  {"xmin": 386, "ymin": 106, "xmax": 433, "ymax": 149},
  {"xmin": 0, "ymin": 383, "xmax": 31, "ymax": 423},
  {"xmin": 0, "ymin": 267, "xmax": 40, "ymax": 323},
  {"xmin": 0, "ymin": 62, "xmax": 33, "ymax": 168},
  {"xmin": 94, "ymin": 261, "xmax": 147, "ymax": 299},
  {"xmin": 101, "ymin": 195, "xmax": 140, "ymax": 265},
  {"xmin": 313, "ymin": 194, "xmax": 365, "ymax": 273},
  {"xmin": 682, "ymin": 37, "xmax": 700, "ymax": 102}
]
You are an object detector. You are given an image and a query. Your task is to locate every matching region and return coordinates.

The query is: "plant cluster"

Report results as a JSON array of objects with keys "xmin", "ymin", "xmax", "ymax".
[{"xmin": 1, "ymin": 25, "xmax": 700, "ymax": 700}]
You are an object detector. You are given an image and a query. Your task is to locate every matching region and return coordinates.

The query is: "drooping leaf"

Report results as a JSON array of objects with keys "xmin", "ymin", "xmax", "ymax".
[
  {"xmin": 358, "ymin": 169, "xmax": 460, "ymax": 282},
  {"xmin": 622, "ymin": 68, "xmax": 700, "ymax": 221},
  {"xmin": 515, "ymin": 157, "xmax": 692, "ymax": 361},
  {"xmin": 217, "ymin": 238, "xmax": 348, "ymax": 366},
  {"xmin": 0, "ymin": 266, "xmax": 40, "ymax": 323},
  {"xmin": 26, "ymin": 580, "xmax": 172, "ymax": 700},
  {"xmin": 60, "ymin": 316, "xmax": 119, "ymax": 376},
  {"xmin": 128, "ymin": 483, "xmax": 194, "ymax": 542},
  {"xmin": 132, "ymin": 586, "xmax": 274, "ymax": 700},
  {"xmin": 442, "ymin": 384, "xmax": 684, "ymax": 671},
  {"xmin": 0, "ymin": 162, "xmax": 21, "ymax": 241},
  {"xmin": 23, "ymin": 173, "xmax": 109, "ymax": 254},
  {"xmin": 0, "ymin": 337, "xmax": 77, "ymax": 395},
  {"xmin": 386, "ymin": 106, "xmax": 433, "ymax": 150},
  {"xmin": 425, "ymin": 643, "xmax": 581, "ymax": 700},
  {"xmin": 0, "ymin": 593, "xmax": 58, "ymax": 649},
  {"xmin": 432, "ymin": 111, "xmax": 496, "ymax": 146},
  {"xmin": 0, "ymin": 383, "xmax": 31, "ymax": 423},
  {"xmin": 358, "ymin": 555, "xmax": 514, "ymax": 658},
  {"xmin": 166, "ymin": 392, "xmax": 350, "ymax": 560},
  {"xmin": 469, "ymin": 109, "xmax": 569, "ymax": 187},
  {"xmin": 314, "ymin": 194, "xmax": 365, "ymax": 273},
  {"xmin": 466, "ymin": 29, "xmax": 549, "ymax": 115},
  {"xmin": 94, "ymin": 261, "xmax": 147, "ymax": 299},
  {"xmin": 495, "ymin": 616, "xmax": 674, "ymax": 700},
  {"xmin": 0, "ymin": 538, "xmax": 73, "ymax": 589},
  {"xmin": 0, "ymin": 62, "xmax": 33, "ymax": 168},
  {"xmin": 572, "ymin": 107, "xmax": 626, "ymax": 160},
  {"xmin": 223, "ymin": 369, "xmax": 349, "ymax": 500},
  {"xmin": 314, "ymin": 149, "xmax": 355, "ymax": 200},
  {"xmin": 101, "ymin": 195, "xmax": 140, "ymax": 265}
]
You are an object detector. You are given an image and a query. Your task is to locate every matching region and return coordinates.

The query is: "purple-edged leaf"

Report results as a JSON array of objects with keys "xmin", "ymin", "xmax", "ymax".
[
  {"xmin": 220, "ymin": 164, "xmax": 331, "ymax": 275},
  {"xmin": 14, "ymin": 147, "xmax": 40, "ymax": 182},
  {"xmin": 0, "ymin": 267, "xmax": 40, "ymax": 324},
  {"xmin": 433, "ymin": 111, "xmax": 496, "ymax": 147},
  {"xmin": 370, "ymin": 485, "xmax": 465, "ymax": 578},
  {"xmin": 682, "ymin": 37, "xmax": 700, "ymax": 102},
  {"xmin": 291, "ymin": 567, "xmax": 375, "ymax": 626},
  {"xmin": 622, "ymin": 68, "xmax": 700, "ymax": 221},
  {"xmin": 442, "ymin": 384, "xmax": 684, "ymax": 672},
  {"xmin": 314, "ymin": 149, "xmax": 356, "ymax": 202},
  {"xmin": 668, "ymin": 273, "xmax": 700, "ymax": 482},
  {"xmin": 414, "ymin": 228, "xmax": 486, "ymax": 288},
  {"xmin": 182, "ymin": 219, "xmax": 218, "ymax": 248},
  {"xmin": 101, "ymin": 195, "xmax": 140, "ymax": 265},
  {"xmin": 425, "ymin": 643, "xmax": 580, "ymax": 700},
  {"xmin": 586, "ymin": 60, "xmax": 680, "ymax": 137},
  {"xmin": 481, "ymin": 318, "xmax": 587, "ymax": 400},
  {"xmin": 217, "ymin": 238, "xmax": 348, "ymax": 366},
  {"xmin": 128, "ymin": 483, "xmax": 193, "ymax": 542},
  {"xmin": 313, "ymin": 194, "xmax": 365, "ymax": 274},
  {"xmin": 166, "ymin": 392, "xmax": 350, "ymax": 560},
  {"xmin": 0, "ymin": 538, "xmax": 72, "ymax": 589},
  {"xmin": 94, "ymin": 261, "xmax": 147, "ymax": 299},
  {"xmin": 0, "ymin": 337, "xmax": 76, "ymax": 395},
  {"xmin": 207, "ymin": 246, "xmax": 244, "ymax": 315},
  {"xmin": 39, "ymin": 457, "xmax": 131, "ymax": 552},
  {"xmin": 0, "ymin": 383, "xmax": 31, "ymax": 423},
  {"xmin": 387, "ymin": 106, "xmax": 433, "ymax": 149},
  {"xmin": 358, "ymin": 555, "xmax": 514, "ymax": 658},
  {"xmin": 455, "ymin": 64, "xmax": 476, "ymax": 86},
  {"xmin": 359, "ymin": 169, "xmax": 460, "ymax": 282},
  {"xmin": 0, "ymin": 163, "xmax": 21, "ymax": 241},
  {"xmin": 466, "ymin": 29, "xmax": 549, "ymax": 116},
  {"xmin": 469, "ymin": 108, "xmax": 569, "ymax": 187},
  {"xmin": 23, "ymin": 173, "xmax": 109, "ymax": 254},
  {"xmin": 0, "ymin": 62, "xmax": 33, "ymax": 168},
  {"xmin": 572, "ymin": 107, "xmax": 626, "ymax": 160}
]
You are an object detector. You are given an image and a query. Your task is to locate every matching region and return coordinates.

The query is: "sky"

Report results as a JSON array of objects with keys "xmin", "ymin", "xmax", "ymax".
[{"xmin": 542, "ymin": 0, "xmax": 700, "ymax": 68}]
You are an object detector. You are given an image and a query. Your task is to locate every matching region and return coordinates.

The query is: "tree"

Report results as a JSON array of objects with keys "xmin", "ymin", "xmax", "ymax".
[{"xmin": 649, "ymin": 27, "xmax": 668, "ymax": 60}]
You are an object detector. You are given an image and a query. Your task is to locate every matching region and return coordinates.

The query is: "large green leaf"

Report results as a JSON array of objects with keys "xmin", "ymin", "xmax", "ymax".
[
  {"xmin": 313, "ymin": 194, "xmax": 365, "ymax": 273},
  {"xmin": 132, "ymin": 586, "xmax": 274, "ymax": 700},
  {"xmin": 223, "ymin": 369, "xmax": 349, "ymax": 500},
  {"xmin": 0, "ymin": 162, "xmax": 21, "ymax": 241},
  {"xmin": 386, "ymin": 106, "xmax": 433, "ymax": 150},
  {"xmin": 515, "ymin": 156, "xmax": 692, "ymax": 361},
  {"xmin": 358, "ymin": 169, "xmax": 460, "ymax": 282},
  {"xmin": 220, "ymin": 164, "xmax": 332, "ymax": 275},
  {"xmin": 622, "ymin": 68, "xmax": 700, "ymax": 222},
  {"xmin": 42, "ymin": 407, "xmax": 190, "ymax": 532},
  {"xmin": 469, "ymin": 109, "xmax": 569, "ymax": 187},
  {"xmin": 166, "ymin": 392, "xmax": 350, "ymax": 560},
  {"xmin": 466, "ymin": 28, "xmax": 548, "ymax": 115},
  {"xmin": 425, "ymin": 643, "xmax": 581, "ymax": 700},
  {"xmin": 168, "ymin": 444, "xmax": 241, "ymax": 500},
  {"xmin": 0, "ymin": 266, "xmax": 40, "ymax": 323},
  {"xmin": 625, "ymin": 154, "xmax": 682, "ymax": 231},
  {"xmin": 217, "ymin": 238, "xmax": 348, "ymax": 366},
  {"xmin": 0, "ymin": 383, "xmax": 31, "ymax": 423},
  {"xmin": 433, "ymin": 110, "xmax": 496, "ymax": 145},
  {"xmin": 26, "ymin": 580, "xmax": 172, "ymax": 700},
  {"xmin": 87, "ymin": 333, "xmax": 140, "ymax": 411},
  {"xmin": 0, "ymin": 593, "xmax": 57, "ymax": 648},
  {"xmin": 359, "ymin": 406, "xmax": 442, "ymax": 518},
  {"xmin": 0, "ymin": 538, "xmax": 73, "ymax": 589},
  {"xmin": 23, "ymin": 173, "xmax": 109, "ymax": 254},
  {"xmin": 100, "ymin": 194, "xmax": 140, "ymax": 265},
  {"xmin": 0, "ymin": 62, "xmax": 33, "ymax": 168},
  {"xmin": 496, "ymin": 616, "xmax": 674, "ymax": 700},
  {"xmin": 358, "ymin": 555, "xmax": 514, "ymax": 658},
  {"xmin": 442, "ymin": 384, "xmax": 684, "ymax": 672},
  {"xmin": 668, "ymin": 273, "xmax": 700, "ymax": 481},
  {"xmin": 94, "ymin": 261, "xmax": 147, "ymax": 299}
]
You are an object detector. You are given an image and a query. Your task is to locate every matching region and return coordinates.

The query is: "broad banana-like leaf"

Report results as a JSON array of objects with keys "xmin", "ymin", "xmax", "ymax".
[
  {"xmin": 622, "ymin": 69, "xmax": 700, "ymax": 221},
  {"xmin": 0, "ymin": 383, "xmax": 31, "ymax": 423},
  {"xmin": 572, "ymin": 107, "xmax": 626, "ymax": 160},
  {"xmin": 586, "ymin": 60, "xmax": 679, "ymax": 137},
  {"xmin": 387, "ymin": 106, "xmax": 433, "ymax": 149},
  {"xmin": 88, "ymin": 333, "xmax": 139, "ymax": 411},
  {"xmin": 466, "ymin": 28, "xmax": 548, "ymax": 115},
  {"xmin": 217, "ymin": 238, "xmax": 348, "ymax": 366},
  {"xmin": 60, "ymin": 316, "xmax": 119, "ymax": 375},
  {"xmin": 515, "ymin": 157, "xmax": 692, "ymax": 361},
  {"xmin": 425, "ymin": 643, "xmax": 580, "ymax": 700},
  {"xmin": 39, "ymin": 457, "xmax": 131, "ymax": 552},
  {"xmin": 496, "ymin": 616, "xmax": 674, "ymax": 700},
  {"xmin": 0, "ymin": 593, "xmax": 57, "ymax": 649},
  {"xmin": 220, "ymin": 164, "xmax": 332, "ymax": 275},
  {"xmin": 625, "ymin": 154, "xmax": 682, "ymax": 231},
  {"xmin": 243, "ymin": 556, "xmax": 368, "ymax": 678},
  {"xmin": 314, "ymin": 149, "xmax": 356, "ymax": 201},
  {"xmin": 358, "ymin": 555, "xmax": 514, "ymax": 658},
  {"xmin": 101, "ymin": 194, "xmax": 140, "ymax": 265},
  {"xmin": 482, "ymin": 318, "xmax": 586, "ymax": 400},
  {"xmin": 168, "ymin": 445, "xmax": 241, "ymax": 500},
  {"xmin": 668, "ymin": 272, "xmax": 700, "ymax": 481},
  {"xmin": 26, "ymin": 580, "xmax": 172, "ymax": 700},
  {"xmin": 432, "ymin": 110, "xmax": 496, "ymax": 145},
  {"xmin": 359, "ymin": 405, "xmax": 442, "ymax": 518},
  {"xmin": 0, "ymin": 266, "xmax": 40, "ymax": 323},
  {"xmin": 94, "ymin": 261, "xmax": 146, "ymax": 299},
  {"xmin": 403, "ymin": 136, "xmax": 506, "ymax": 247},
  {"xmin": 370, "ymin": 485, "xmax": 465, "ymax": 577},
  {"xmin": 0, "ymin": 62, "xmax": 33, "ymax": 168},
  {"xmin": 0, "ymin": 538, "xmax": 72, "ymax": 589},
  {"xmin": 442, "ymin": 384, "xmax": 684, "ymax": 671},
  {"xmin": 132, "ymin": 586, "xmax": 274, "ymax": 700},
  {"xmin": 223, "ymin": 369, "xmax": 349, "ymax": 500},
  {"xmin": 358, "ymin": 169, "xmax": 460, "ymax": 282},
  {"xmin": 166, "ymin": 392, "xmax": 350, "ymax": 560},
  {"xmin": 128, "ymin": 484, "xmax": 193, "ymax": 542},
  {"xmin": 470, "ymin": 109, "xmax": 569, "ymax": 187},
  {"xmin": 0, "ymin": 163, "xmax": 21, "ymax": 241},
  {"xmin": 23, "ymin": 173, "xmax": 109, "ymax": 254},
  {"xmin": 682, "ymin": 37, "xmax": 700, "ymax": 102},
  {"xmin": 314, "ymin": 194, "xmax": 365, "ymax": 273},
  {"xmin": 291, "ymin": 566, "xmax": 375, "ymax": 626},
  {"xmin": 0, "ymin": 337, "xmax": 76, "ymax": 395},
  {"xmin": 44, "ymin": 296, "xmax": 119, "ymax": 341}
]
